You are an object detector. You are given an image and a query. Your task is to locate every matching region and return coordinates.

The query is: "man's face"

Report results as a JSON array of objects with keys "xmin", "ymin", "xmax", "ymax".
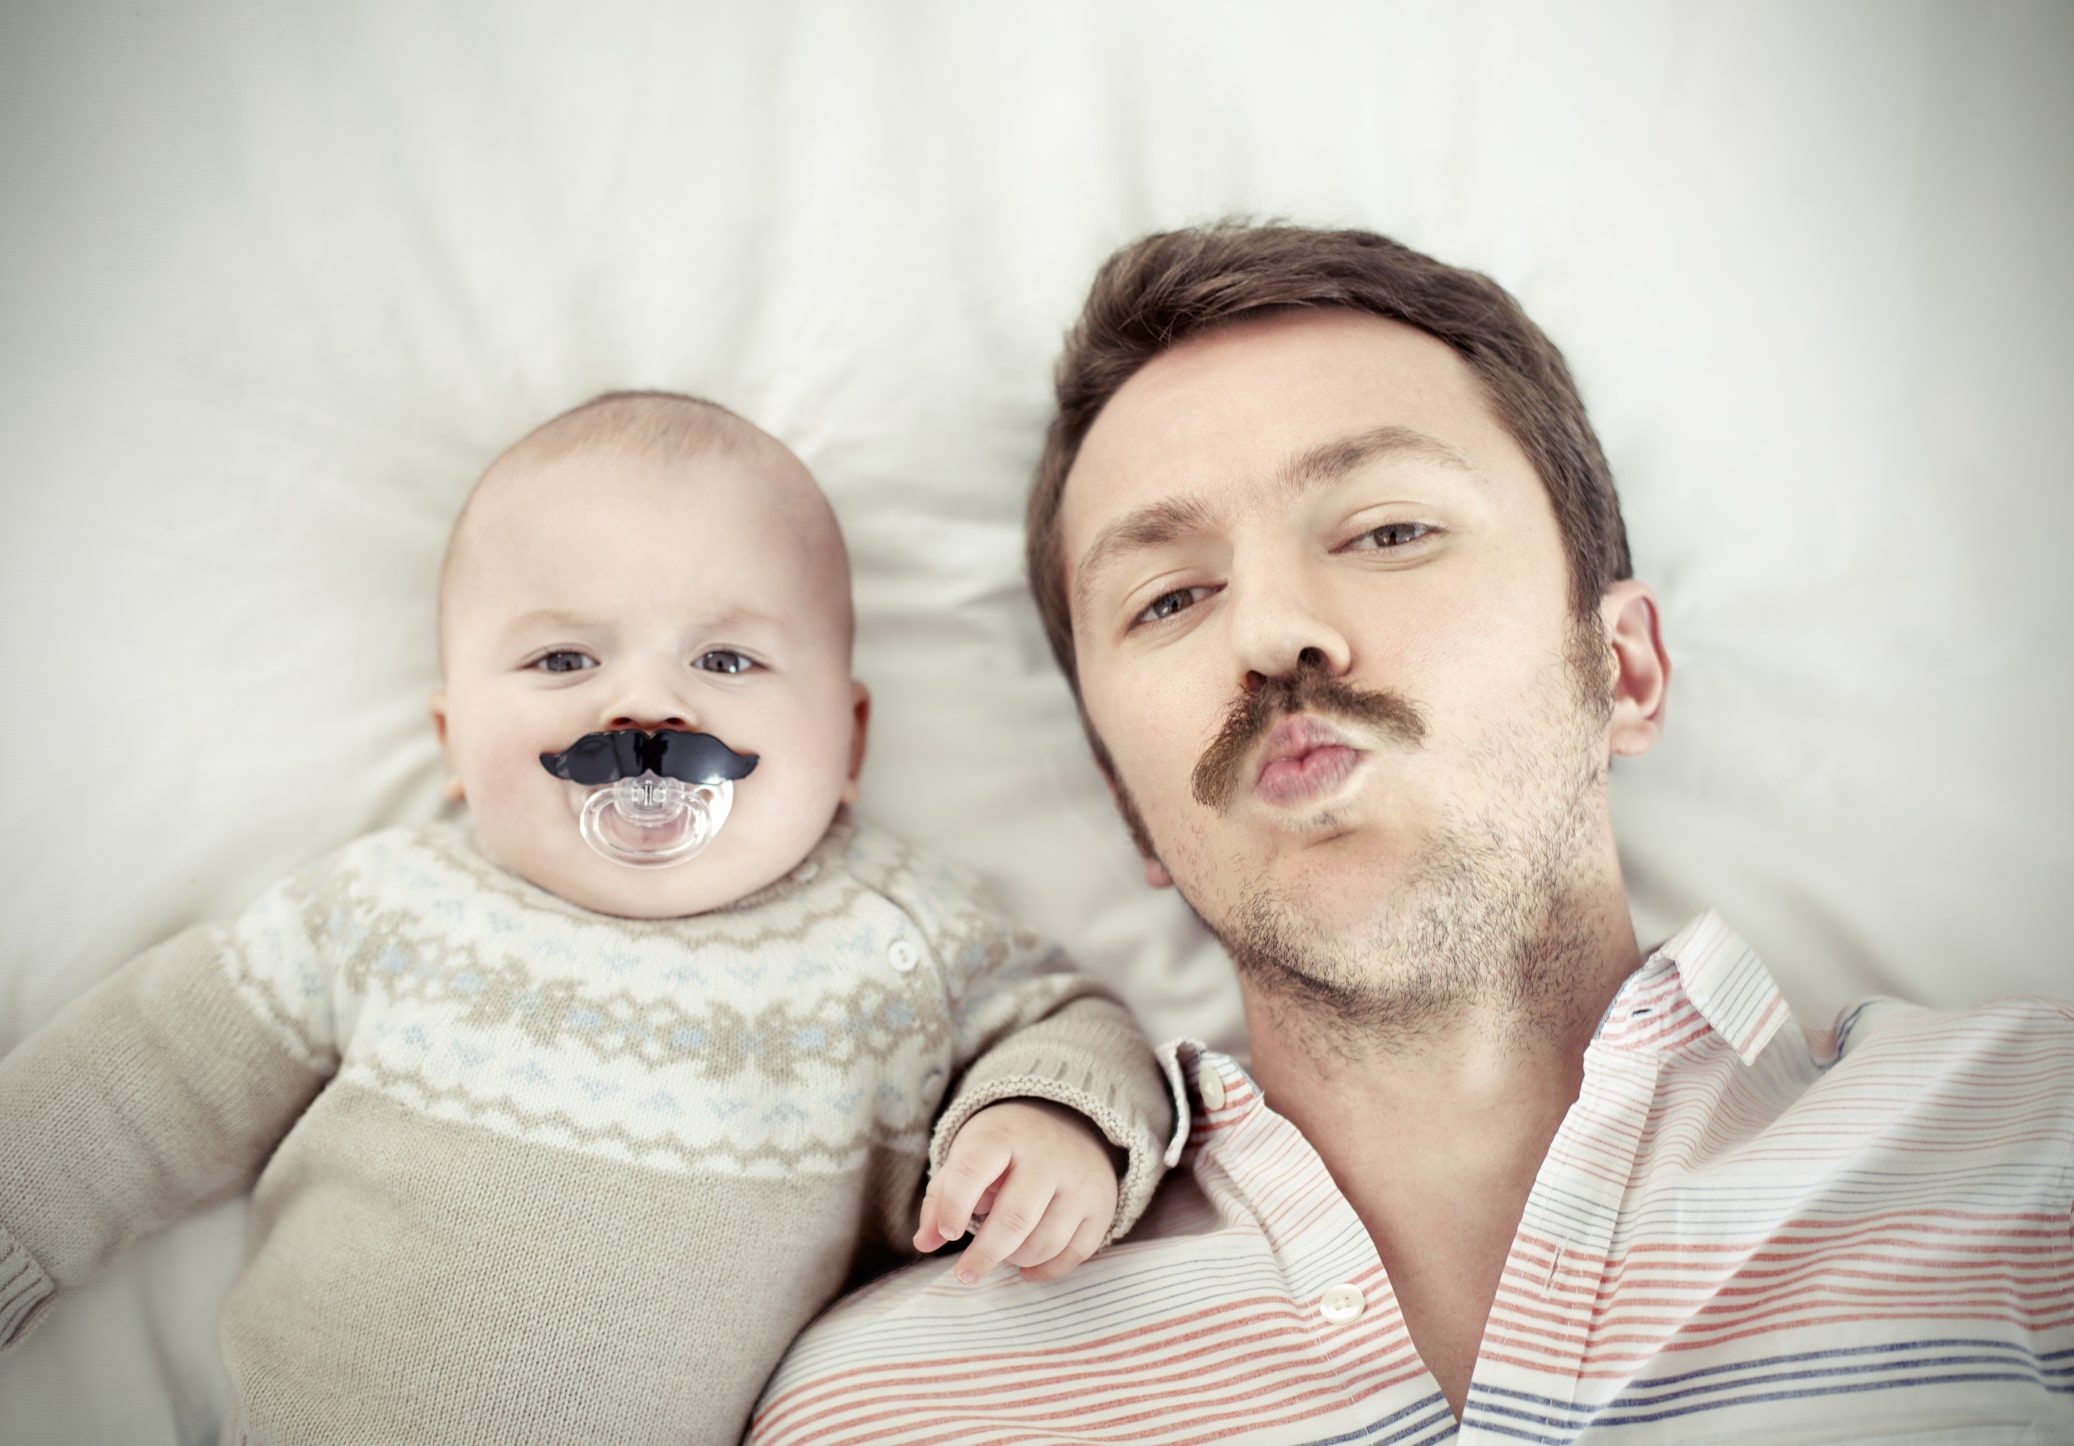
[
  {"xmin": 432, "ymin": 444, "xmax": 866, "ymax": 920},
  {"xmin": 1062, "ymin": 310, "xmax": 1622, "ymax": 1030}
]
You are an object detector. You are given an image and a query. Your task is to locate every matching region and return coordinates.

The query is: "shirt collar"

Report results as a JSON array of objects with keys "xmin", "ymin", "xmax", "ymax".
[
  {"xmin": 1156, "ymin": 911, "xmax": 1791, "ymax": 1145},
  {"xmin": 1153, "ymin": 1037, "xmax": 1260, "ymax": 1163},
  {"xmin": 1598, "ymin": 910, "xmax": 1792, "ymax": 1065}
]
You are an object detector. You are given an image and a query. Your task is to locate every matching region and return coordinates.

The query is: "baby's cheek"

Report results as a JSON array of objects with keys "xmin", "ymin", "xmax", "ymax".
[
  {"xmin": 464, "ymin": 752, "xmax": 568, "ymax": 851},
  {"xmin": 730, "ymin": 749, "xmax": 842, "ymax": 868}
]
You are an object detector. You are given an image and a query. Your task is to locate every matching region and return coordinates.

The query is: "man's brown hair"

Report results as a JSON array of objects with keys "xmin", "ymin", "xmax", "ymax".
[{"xmin": 1026, "ymin": 222, "xmax": 1632, "ymax": 693}]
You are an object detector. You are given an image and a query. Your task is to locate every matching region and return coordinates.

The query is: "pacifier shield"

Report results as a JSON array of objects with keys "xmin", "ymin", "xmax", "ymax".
[
  {"xmin": 577, "ymin": 775, "xmax": 734, "ymax": 868},
  {"xmin": 540, "ymin": 729, "xmax": 756, "ymax": 870}
]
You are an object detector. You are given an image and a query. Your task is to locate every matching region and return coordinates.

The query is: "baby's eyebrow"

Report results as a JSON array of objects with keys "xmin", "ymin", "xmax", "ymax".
[
  {"xmin": 501, "ymin": 608, "xmax": 602, "ymax": 642},
  {"xmin": 497, "ymin": 606, "xmax": 794, "ymax": 648},
  {"xmin": 698, "ymin": 606, "xmax": 789, "ymax": 634}
]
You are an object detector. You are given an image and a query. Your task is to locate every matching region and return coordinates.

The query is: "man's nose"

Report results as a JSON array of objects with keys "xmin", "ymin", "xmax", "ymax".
[{"xmin": 1226, "ymin": 565, "xmax": 1353, "ymax": 694}]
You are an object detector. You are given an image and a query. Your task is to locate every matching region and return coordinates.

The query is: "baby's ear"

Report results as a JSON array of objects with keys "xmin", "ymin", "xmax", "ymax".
[
  {"xmin": 427, "ymin": 689, "xmax": 464, "ymax": 802},
  {"xmin": 841, "ymin": 680, "xmax": 871, "ymax": 805}
]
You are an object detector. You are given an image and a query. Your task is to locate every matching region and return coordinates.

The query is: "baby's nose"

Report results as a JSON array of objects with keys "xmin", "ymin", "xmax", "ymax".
[
  {"xmin": 601, "ymin": 659, "xmax": 699, "ymax": 734},
  {"xmin": 608, "ymin": 711, "xmax": 692, "ymax": 733}
]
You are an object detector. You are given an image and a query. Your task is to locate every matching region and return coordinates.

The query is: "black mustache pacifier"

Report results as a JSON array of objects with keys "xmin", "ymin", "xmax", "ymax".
[{"xmin": 539, "ymin": 730, "xmax": 759, "ymax": 868}]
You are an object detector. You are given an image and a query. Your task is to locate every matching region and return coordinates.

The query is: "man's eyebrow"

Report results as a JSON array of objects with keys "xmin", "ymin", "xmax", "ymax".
[
  {"xmin": 1071, "ymin": 426, "xmax": 1480, "ymax": 619},
  {"xmin": 1073, "ymin": 494, "xmax": 1219, "ymax": 620},
  {"xmin": 1279, "ymin": 424, "xmax": 1481, "ymax": 494}
]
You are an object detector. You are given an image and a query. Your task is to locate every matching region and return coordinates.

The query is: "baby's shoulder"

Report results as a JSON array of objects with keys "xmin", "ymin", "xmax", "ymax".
[
  {"xmin": 824, "ymin": 819, "xmax": 1059, "ymax": 985},
  {"xmin": 829, "ymin": 818, "xmax": 997, "ymax": 916},
  {"xmin": 255, "ymin": 819, "xmax": 497, "ymax": 913},
  {"xmin": 319, "ymin": 817, "xmax": 462, "ymax": 872}
]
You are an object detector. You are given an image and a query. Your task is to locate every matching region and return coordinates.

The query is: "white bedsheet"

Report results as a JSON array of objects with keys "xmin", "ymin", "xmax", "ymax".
[{"xmin": 3, "ymin": 2, "xmax": 2069, "ymax": 1439}]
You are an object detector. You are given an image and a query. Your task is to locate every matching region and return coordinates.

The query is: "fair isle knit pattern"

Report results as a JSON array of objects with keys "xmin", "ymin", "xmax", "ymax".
[
  {"xmin": 227, "ymin": 820, "xmax": 1111, "ymax": 1179},
  {"xmin": 0, "ymin": 813, "xmax": 1173, "ymax": 1446}
]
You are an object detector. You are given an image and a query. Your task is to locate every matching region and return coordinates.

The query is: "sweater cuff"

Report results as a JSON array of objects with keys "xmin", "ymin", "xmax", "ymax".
[
  {"xmin": 0, "ymin": 1227, "xmax": 56, "ymax": 1351},
  {"xmin": 929, "ymin": 1020, "xmax": 1174, "ymax": 1244}
]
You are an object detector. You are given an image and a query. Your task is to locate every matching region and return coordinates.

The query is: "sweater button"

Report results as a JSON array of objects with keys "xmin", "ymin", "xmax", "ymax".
[
  {"xmin": 1319, "ymin": 1284, "xmax": 1365, "ymax": 1325},
  {"xmin": 888, "ymin": 939, "xmax": 920, "ymax": 973}
]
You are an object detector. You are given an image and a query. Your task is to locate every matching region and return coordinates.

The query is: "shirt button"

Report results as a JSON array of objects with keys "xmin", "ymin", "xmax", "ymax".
[
  {"xmin": 1319, "ymin": 1284, "xmax": 1365, "ymax": 1325},
  {"xmin": 1196, "ymin": 1063, "xmax": 1227, "ymax": 1111},
  {"xmin": 888, "ymin": 939, "xmax": 920, "ymax": 973}
]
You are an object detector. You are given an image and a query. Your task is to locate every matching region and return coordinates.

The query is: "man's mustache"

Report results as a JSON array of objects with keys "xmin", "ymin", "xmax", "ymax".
[
  {"xmin": 539, "ymin": 730, "xmax": 760, "ymax": 787},
  {"xmin": 1191, "ymin": 665, "xmax": 1426, "ymax": 811}
]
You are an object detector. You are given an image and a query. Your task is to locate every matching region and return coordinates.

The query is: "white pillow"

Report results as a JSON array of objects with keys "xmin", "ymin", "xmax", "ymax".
[{"xmin": 3, "ymin": 3, "xmax": 2067, "ymax": 1439}]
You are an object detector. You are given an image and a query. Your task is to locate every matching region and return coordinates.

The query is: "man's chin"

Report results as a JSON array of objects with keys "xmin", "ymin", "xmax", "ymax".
[
  {"xmin": 1261, "ymin": 817, "xmax": 1417, "ymax": 893},
  {"xmin": 1177, "ymin": 836, "xmax": 1420, "ymax": 959}
]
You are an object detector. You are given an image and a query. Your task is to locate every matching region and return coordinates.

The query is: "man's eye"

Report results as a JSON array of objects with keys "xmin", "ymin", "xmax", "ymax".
[
  {"xmin": 533, "ymin": 650, "xmax": 597, "ymax": 674},
  {"xmin": 1134, "ymin": 587, "xmax": 1209, "ymax": 626},
  {"xmin": 694, "ymin": 650, "xmax": 755, "ymax": 676},
  {"xmin": 1349, "ymin": 521, "xmax": 1431, "ymax": 550}
]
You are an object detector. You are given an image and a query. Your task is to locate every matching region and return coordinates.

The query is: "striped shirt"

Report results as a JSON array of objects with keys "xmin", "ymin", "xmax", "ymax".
[{"xmin": 750, "ymin": 913, "xmax": 2074, "ymax": 1443}]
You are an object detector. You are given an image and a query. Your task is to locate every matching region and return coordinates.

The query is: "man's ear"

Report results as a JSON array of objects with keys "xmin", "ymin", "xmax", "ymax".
[
  {"xmin": 427, "ymin": 689, "xmax": 465, "ymax": 801},
  {"xmin": 1138, "ymin": 848, "xmax": 1174, "ymax": 891},
  {"xmin": 840, "ymin": 680, "xmax": 871, "ymax": 806},
  {"xmin": 1598, "ymin": 580, "xmax": 1670, "ymax": 757}
]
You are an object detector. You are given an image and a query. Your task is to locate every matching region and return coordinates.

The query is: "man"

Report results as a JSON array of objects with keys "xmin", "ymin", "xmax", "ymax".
[{"xmin": 750, "ymin": 224, "xmax": 2073, "ymax": 1443}]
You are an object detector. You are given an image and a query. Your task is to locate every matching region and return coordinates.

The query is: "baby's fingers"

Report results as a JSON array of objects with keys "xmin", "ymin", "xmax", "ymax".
[
  {"xmin": 930, "ymin": 1130, "xmax": 1013, "ymax": 1245},
  {"xmin": 915, "ymin": 1176, "xmax": 1005, "ymax": 1252},
  {"xmin": 954, "ymin": 1177, "xmax": 1056, "ymax": 1284},
  {"xmin": 1019, "ymin": 1215, "xmax": 1108, "ymax": 1283},
  {"xmin": 913, "ymin": 1186, "xmax": 953, "ymax": 1253},
  {"xmin": 1001, "ymin": 1197, "xmax": 1092, "ymax": 1273}
]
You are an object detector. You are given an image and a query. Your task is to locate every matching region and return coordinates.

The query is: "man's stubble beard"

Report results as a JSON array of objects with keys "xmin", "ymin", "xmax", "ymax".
[{"xmin": 1119, "ymin": 615, "xmax": 1618, "ymax": 1061}]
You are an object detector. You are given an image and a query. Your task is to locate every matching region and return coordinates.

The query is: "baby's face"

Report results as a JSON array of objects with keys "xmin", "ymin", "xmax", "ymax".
[{"xmin": 432, "ymin": 442, "xmax": 866, "ymax": 918}]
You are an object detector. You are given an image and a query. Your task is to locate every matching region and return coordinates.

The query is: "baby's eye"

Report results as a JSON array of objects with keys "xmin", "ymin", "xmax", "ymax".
[
  {"xmin": 694, "ymin": 649, "xmax": 756, "ymax": 676},
  {"xmin": 1345, "ymin": 521, "xmax": 1432, "ymax": 551},
  {"xmin": 1134, "ymin": 587, "xmax": 1211, "ymax": 626},
  {"xmin": 532, "ymin": 650, "xmax": 597, "ymax": 674}
]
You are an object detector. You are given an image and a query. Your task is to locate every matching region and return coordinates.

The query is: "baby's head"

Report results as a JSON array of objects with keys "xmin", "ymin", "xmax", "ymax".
[{"xmin": 431, "ymin": 392, "xmax": 868, "ymax": 919}]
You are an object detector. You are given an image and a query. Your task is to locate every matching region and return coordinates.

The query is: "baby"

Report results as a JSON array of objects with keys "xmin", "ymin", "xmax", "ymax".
[{"xmin": 0, "ymin": 393, "xmax": 1172, "ymax": 1445}]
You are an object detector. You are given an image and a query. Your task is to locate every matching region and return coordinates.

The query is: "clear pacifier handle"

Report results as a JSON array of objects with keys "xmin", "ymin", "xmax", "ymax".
[{"xmin": 576, "ymin": 775, "xmax": 734, "ymax": 868}]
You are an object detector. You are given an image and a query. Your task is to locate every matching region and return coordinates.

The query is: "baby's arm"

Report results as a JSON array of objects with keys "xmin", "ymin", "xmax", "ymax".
[
  {"xmin": 902, "ymin": 909, "xmax": 1172, "ymax": 1279},
  {"xmin": 859, "ymin": 837, "xmax": 1175, "ymax": 1278},
  {"xmin": 0, "ymin": 874, "xmax": 338, "ymax": 1350},
  {"xmin": 914, "ymin": 1098, "xmax": 1120, "ymax": 1282}
]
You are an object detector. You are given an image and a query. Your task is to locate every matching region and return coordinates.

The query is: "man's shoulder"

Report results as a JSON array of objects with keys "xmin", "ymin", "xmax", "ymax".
[
  {"xmin": 1818, "ymin": 991, "xmax": 2074, "ymax": 1066},
  {"xmin": 1743, "ymin": 993, "xmax": 2074, "ymax": 1185}
]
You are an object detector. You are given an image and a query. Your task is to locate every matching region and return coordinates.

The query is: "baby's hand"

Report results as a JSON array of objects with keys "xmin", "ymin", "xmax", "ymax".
[{"xmin": 914, "ymin": 1098, "xmax": 1120, "ymax": 1283}]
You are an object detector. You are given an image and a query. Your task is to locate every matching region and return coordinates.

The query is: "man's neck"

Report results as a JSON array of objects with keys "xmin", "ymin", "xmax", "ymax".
[{"xmin": 1239, "ymin": 886, "xmax": 1642, "ymax": 1418}]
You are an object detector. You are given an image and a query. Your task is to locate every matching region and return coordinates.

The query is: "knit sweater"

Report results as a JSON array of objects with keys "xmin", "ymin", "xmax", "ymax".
[{"xmin": 0, "ymin": 812, "xmax": 1173, "ymax": 1445}]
